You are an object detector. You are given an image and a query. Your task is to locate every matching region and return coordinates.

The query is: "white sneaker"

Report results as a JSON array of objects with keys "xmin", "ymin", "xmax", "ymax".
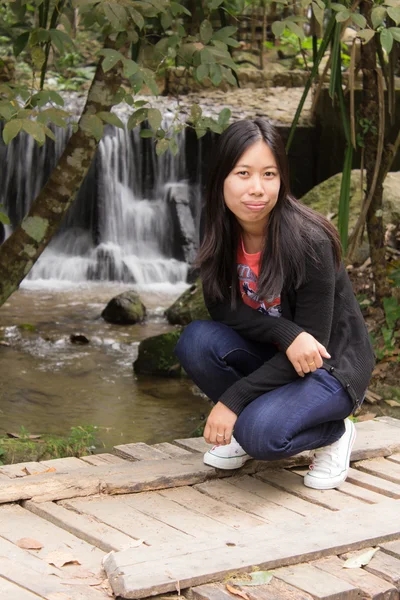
[
  {"xmin": 303, "ymin": 418, "xmax": 356, "ymax": 490},
  {"xmin": 203, "ymin": 436, "xmax": 251, "ymax": 470}
]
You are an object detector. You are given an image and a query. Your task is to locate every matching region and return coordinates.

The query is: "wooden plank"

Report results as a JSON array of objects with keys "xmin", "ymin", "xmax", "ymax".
[
  {"xmin": 40, "ymin": 457, "xmax": 89, "ymax": 471},
  {"xmin": 104, "ymin": 499, "xmax": 400, "ymax": 598},
  {"xmin": 313, "ymin": 555, "xmax": 398, "ymax": 600},
  {"xmin": 351, "ymin": 420, "xmax": 400, "ymax": 460},
  {"xmin": 346, "ymin": 467, "xmax": 400, "ymax": 499},
  {"xmin": 79, "ymin": 453, "xmax": 127, "ymax": 466},
  {"xmin": 257, "ymin": 470, "xmax": 365, "ymax": 511},
  {"xmin": 63, "ymin": 496, "xmax": 192, "ymax": 546},
  {"xmin": 0, "ymin": 504, "xmax": 104, "ymax": 572},
  {"xmin": 380, "ymin": 539, "xmax": 400, "ymax": 560},
  {"xmin": 173, "ymin": 437, "xmax": 212, "ymax": 453},
  {"xmin": 363, "ymin": 551, "xmax": 400, "ymax": 587},
  {"xmin": 0, "ymin": 535, "xmax": 62, "ymax": 577},
  {"xmin": 229, "ymin": 474, "xmax": 329, "ymax": 517},
  {"xmin": 386, "ymin": 454, "xmax": 400, "ymax": 465},
  {"xmin": 272, "ymin": 563, "xmax": 360, "ymax": 599},
  {"xmin": 194, "ymin": 479, "xmax": 305, "ymax": 523},
  {"xmin": 191, "ymin": 580, "xmax": 315, "ymax": 600},
  {"xmin": 0, "ymin": 576, "xmax": 46, "ymax": 599},
  {"xmin": 114, "ymin": 442, "xmax": 171, "ymax": 461},
  {"xmin": 152, "ymin": 442, "xmax": 192, "ymax": 458},
  {"xmin": 0, "ymin": 461, "xmax": 51, "ymax": 478},
  {"xmin": 158, "ymin": 485, "xmax": 265, "ymax": 529},
  {"xmin": 292, "ymin": 468, "xmax": 388, "ymax": 504},
  {"xmin": 355, "ymin": 458, "xmax": 400, "ymax": 485},
  {"xmin": 375, "ymin": 417, "xmax": 400, "ymax": 429},
  {"xmin": 121, "ymin": 491, "xmax": 235, "ymax": 537},
  {"xmin": 24, "ymin": 499, "xmax": 140, "ymax": 552}
]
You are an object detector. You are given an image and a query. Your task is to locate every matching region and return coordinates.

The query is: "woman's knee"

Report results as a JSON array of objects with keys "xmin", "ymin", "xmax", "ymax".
[
  {"xmin": 174, "ymin": 320, "xmax": 217, "ymax": 366},
  {"xmin": 234, "ymin": 417, "xmax": 291, "ymax": 461}
]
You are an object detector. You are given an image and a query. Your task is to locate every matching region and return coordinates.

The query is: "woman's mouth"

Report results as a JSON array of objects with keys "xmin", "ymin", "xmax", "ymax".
[{"xmin": 243, "ymin": 202, "xmax": 267, "ymax": 211}]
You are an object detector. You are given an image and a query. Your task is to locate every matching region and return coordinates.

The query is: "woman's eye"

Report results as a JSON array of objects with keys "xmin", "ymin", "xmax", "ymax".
[
  {"xmin": 237, "ymin": 171, "xmax": 248, "ymax": 176},
  {"xmin": 264, "ymin": 171, "xmax": 275, "ymax": 177}
]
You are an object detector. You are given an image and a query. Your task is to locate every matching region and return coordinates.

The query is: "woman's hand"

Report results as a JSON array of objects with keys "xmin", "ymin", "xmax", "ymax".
[
  {"xmin": 286, "ymin": 331, "xmax": 331, "ymax": 377},
  {"xmin": 204, "ymin": 402, "xmax": 238, "ymax": 446}
]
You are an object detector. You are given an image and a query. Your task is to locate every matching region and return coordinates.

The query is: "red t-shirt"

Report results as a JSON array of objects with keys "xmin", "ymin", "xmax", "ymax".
[{"xmin": 237, "ymin": 238, "xmax": 281, "ymax": 317}]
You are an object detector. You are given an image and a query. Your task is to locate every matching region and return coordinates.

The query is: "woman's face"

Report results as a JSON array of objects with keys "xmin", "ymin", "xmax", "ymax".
[{"xmin": 223, "ymin": 139, "xmax": 281, "ymax": 232}]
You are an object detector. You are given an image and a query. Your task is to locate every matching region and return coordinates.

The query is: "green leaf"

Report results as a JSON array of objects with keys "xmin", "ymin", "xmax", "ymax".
[
  {"xmin": 130, "ymin": 71, "xmax": 144, "ymax": 94},
  {"xmin": 80, "ymin": 114, "xmax": 104, "ymax": 141},
  {"xmin": 3, "ymin": 119, "xmax": 23, "ymax": 144},
  {"xmin": 128, "ymin": 6, "xmax": 144, "ymax": 29},
  {"xmin": 380, "ymin": 28, "xmax": 393, "ymax": 53},
  {"xmin": 13, "ymin": 31, "xmax": 30, "ymax": 57},
  {"xmin": 147, "ymin": 107, "xmax": 162, "ymax": 130},
  {"xmin": 170, "ymin": 2, "xmax": 191, "ymax": 16},
  {"xmin": 169, "ymin": 136, "xmax": 179, "ymax": 156},
  {"xmin": 31, "ymin": 46, "xmax": 45, "ymax": 70},
  {"xmin": 156, "ymin": 138, "xmax": 169, "ymax": 155},
  {"xmin": 22, "ymin": 119, "xmax": 45, "ymax": 144},
  {"xmin": 389, "ymin": 26, "xmax": 400, "ymax": 41},
  {"xmin": 0, "ymin": 210, "xmax": 10, "ymax": 225},
  {"xmin": 44, "ymin": 108, "xmax": 69, "ymax": 128},
  {"xmin": 97, "ymin": 111, "xmax": 124, "ymax": 128},
  {"xmin": 271, "ymin": 20, "xmax": 285, "ymax": 37},
  {"xmin": 196, "ymin": 64, "xmax": 208, "ymax": 81},
  {"xmin": 195, "ymin": 127, "xmax": 207, "ymax": 138},
  {"xmin": 100, "ymin": 50, "xmax": 123, "ymax": 72},
  {"xmin": 142, "ymin": 69, "xmax": 159, "ymax": 95},
  {"xmin": 104, "ymin": 2, "xmax": 128, "ymax": 29},
  {"xmin": 229, "ymin": 571, "xmax": 273, "ymax": 586},
  {"xmin": 218, "ymin": 107, "xmax": 231, "ymax": 127},
  {"xmin": 200, "ymin": 19, "xmax": 213, "ymax": 44},
  {"xmin": 212, "ymin": 26, "xmax": 237, "ymax": 41},
  {"xmin": 44, "ymin": 126, "xmax": 56, "ymax": 142},
  {"xmin": 286, "ymin": 21, "xmax": 305, "ymax": 39},
  {"xmin": 191, "ymin": 104, "xmax": 202, "ymax": 122},
  {"xmin": 336, "ymin": 10, "xmax": 351, "ymax": 22},
  {"xmin": 210, "ymin": 63, "xmax": 222, "ymax": 86},
  {"xmin": 351, "ymin": 13, "xmax": 367, "ymax": 28},
  {"xmin": 123, "ymin": 58, "xmax": 139, "ymax": 77},
  {"xmin": 134, "ymin": 100, "xmax": 148, "ymax": 107},
  {"xmin": 388, "ymin": 7, "xmax": 400, "ymax": 24},
  {"xmin": 48, "ymin": 91, "xmax": 64, "ymax": 106},
  {"xmin": 371, "ymin": 6, "xmax": 387, "ymax": 28},
  {"xmin": 200, "ymin": 47, "xmax": 215, "ymax": 64},
  {"xmin": 221, "ymin": 65, "xmax": 237, "ymax": 86},
  {"xmin": 127, "ymin": 108, "xmax": 148, "ymax": 130},
  {"xmin": 330, "ymin": 2, "xmax": 344, "ymax": 11},
  {"xmin": 358, "ymin": 29, "xmax": 375, "ymax": 44},
  {"xmin": 140, "ymin": 129, "xmax": 154, "ymax": 138},
  {"xmin": 312, "ymin": 2, "xmax": 324, "ymax": 27},
  {"xmin": 50, "ymin": 29, "xmax": 73, "ymax": 53},
  {"xmin": 161, "ymin": 11, "xmax": 172, "ymax": 30}
]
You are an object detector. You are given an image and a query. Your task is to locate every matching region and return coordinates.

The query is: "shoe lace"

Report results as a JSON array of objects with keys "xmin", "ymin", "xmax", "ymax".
[{"xmin": 310, "ymin": 440, "xmax": 341, "ymax": 471}]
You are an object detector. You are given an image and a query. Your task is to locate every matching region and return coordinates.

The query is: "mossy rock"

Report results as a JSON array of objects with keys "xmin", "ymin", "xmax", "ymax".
[
  {"xmin": 133, "ymin": 330, "xmax": 182, "ymax": 377},
  {"xmin": 165, "ymin": 279, "xmax": 210, "ymax": 326},
  {"xmin": 102, "ymin": 291, "xmax": 146, "ymax": 325},
  {"xmin": 301, "ymin": 170, "xmax": 400, "ymax": 231}
]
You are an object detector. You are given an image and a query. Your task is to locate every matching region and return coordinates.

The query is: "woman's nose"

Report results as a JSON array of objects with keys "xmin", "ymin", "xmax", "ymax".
[{"xmin": 249, "ymin": 176, "xmax": 264, "ymax": 195}]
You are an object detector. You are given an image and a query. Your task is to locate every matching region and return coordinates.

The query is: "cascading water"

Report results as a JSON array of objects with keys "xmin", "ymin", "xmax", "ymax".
[{"xmin": 0, "ymin": 114, "xmax": 203, "ymax": 290}]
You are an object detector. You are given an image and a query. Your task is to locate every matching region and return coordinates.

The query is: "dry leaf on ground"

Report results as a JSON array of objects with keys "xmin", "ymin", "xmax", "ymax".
[
  {"xmin": 46, "ymin": 550, "xmax": 81, "ymax": 568},
  {"xmin": 385, "ymin": 399, "xmax": 400, "ymax": 407},
  {"xmin": 229, "ymin": 571, "xmax": 273, "ymax": 586},
  {"xmin": 16, "ymin": 537, "xmax": 44, "ymax": 550},
  {"xmin": 226, "ymin": 583, "xmax": 250, "ymax": 599},
  {"xmin": 343, "ymin": 547, "xmax": 379, "ymax": 569}
]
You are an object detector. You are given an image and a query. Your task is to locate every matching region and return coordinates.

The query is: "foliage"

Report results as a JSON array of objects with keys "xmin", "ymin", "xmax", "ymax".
[{"xmin": 370, "ymin": 296, "xmax": 400, "ymax": 361}]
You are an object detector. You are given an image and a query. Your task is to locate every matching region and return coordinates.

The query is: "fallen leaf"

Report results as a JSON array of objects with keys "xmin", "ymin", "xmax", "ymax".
[
  {"xmin": 226, "ymin": 583, "xmax": 250, "ymax": 600},
  {"xmin": 120, "ymin": 538, "xmax": 144, "ymax": 551},
  {"xmin": 343, "ymin": 547, "xmax": 379, "ymax": 569},
  {"xmin": 230, "ymin": 571, "xmax": 273, "ymax": 586},
  {"xmin": 356, "ymin": 412, "xmax": 377, "ymax": 422},
  {"xmin": 46, "ymin": 551, "xmax": 81, "ymax": 568},
  {"xmin": 16, "ymin": 537, "xmax": 44, "ymax": 550},
  {"xmin": 385, "ymin": 399, "xmax": 400, "ymax": 407},
  {"xmin": 60, "ymin": 577, "xmax": 103, "ymax": 586},
  {"xmin": 7, "ymin": 432, "xmax": 42, "ymax": 439}
]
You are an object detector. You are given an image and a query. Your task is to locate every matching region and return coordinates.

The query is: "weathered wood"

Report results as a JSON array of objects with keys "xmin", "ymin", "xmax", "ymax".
[
  {"xmin": 80, "ymin": 453, "xmax": 128, "ymax": 466},
  {"xmin": 228, "ymin": 474, "xmax": 329, "ymax": 517},
  {"xmin": 104, "ymin": 500, "xmax": 400, "ymax": 598},
  {"xmin": 114, "ymin": 442, "xmax": 171, "ymax": 461},
  {"xmin": 194, "ymin": 479, "xmax": 305, "ymax": 523},
  {"xmin": 257, "ymin": 470, "xmax": 365, "ymax": 511},
  {"xmin": 362, "ymin": 550, "xmax": 400, "ymax": 586},
  {"xmin": 375, "ymin": 417, "xmax": 400, "ymax": 429},
  {"xmin": 292, "ymin": 467, "xmax": 388, "ymax": 504},
  {"xmin": 191, "ymin": 580, "xmax": 315, "ymax": 600},
  {"xmin": 313, "ymin": 555, "xmax": 398, "ymax": 600},
  {"xmin": 355, "ymin": 458, "xmax": 400, "ymax": 485},
  {"xmin": 0, "ymin": 504, "xmax": 104, "ymax": 572},
  {"xmin": 158, "ymin": 485, "xmax": 265, "ymax": 529},
  {"xmin": 386, "ymin": 454, "xmax": 400, "ymax": 465},
  {"xmin": 63, "ymin": 496, "xmax": 192, "ymax": 546},
  {"xmin": 121, "ymin": 491, "xmax": 235, "ymax": 537},
  {"xmin": 272, "ymin": 563, "xmax": 360, "ymax": 599},
  {"xmin": 24, "ymin": 499, "xmax": 139, "ymax": 552},
  {"xmin": 380, "ymin": 539, "xmax": 400, "ymax": 560},
  {"xmin": 40, "ymin": 457, "xmax": 89, "ymax": 471},
  {"xmin": 346, "ymin": 467, "xmax": 400, "ymax": 498},
  {"xmin": 0, "ymin": 535, "xmax": 62, "ymax": 577},
  {"xmin": 152, "ymin": 442, "xmax": 192, "ymax": 458},
  {"xmin": 351, "ymin": 419, "xmax": 400, "ymax": 460},
  {"xmin": 174, "ymin": 437, "xmax": 213, "ymax": 453},
  {"xmin": 0, "ymin": 461, "xmax": 51, "ymax": 478},
  {"xmin": 0, "ymin": 576, "xmax": 46, "ymax": 599}
]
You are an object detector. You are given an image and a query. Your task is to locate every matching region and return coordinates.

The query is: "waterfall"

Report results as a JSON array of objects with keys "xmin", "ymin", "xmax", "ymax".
[{"xmin": 0, "ymin": 116, "xmax": 203, "ymax": 290}]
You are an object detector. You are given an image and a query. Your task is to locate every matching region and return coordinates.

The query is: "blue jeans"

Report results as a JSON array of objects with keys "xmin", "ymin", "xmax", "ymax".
[{"xmin": 175, "ymin": 320, "xmax": 354, "ymax": 461}]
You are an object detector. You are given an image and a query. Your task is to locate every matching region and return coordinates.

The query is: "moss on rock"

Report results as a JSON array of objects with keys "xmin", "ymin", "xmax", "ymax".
[
  {"xmin": 102, "ymin": 291, "xmax": 146, "ymax": 324},
  {"xmin": 165, "ymin": 280, "xmax": 210, "ymax": 326},
  {"xmin": 133, "ymin": 330, "xmax": 183, "ymax": 377}
]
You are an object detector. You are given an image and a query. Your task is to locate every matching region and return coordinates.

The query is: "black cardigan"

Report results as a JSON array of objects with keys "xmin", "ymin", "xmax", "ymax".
[{"xmin": 203, "ymin": 236, "xmax": 375, "ymax": 415}]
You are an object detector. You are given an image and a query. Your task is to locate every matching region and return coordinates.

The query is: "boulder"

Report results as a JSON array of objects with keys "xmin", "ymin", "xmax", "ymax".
[
  {"xmin": 102, "ymin": 291, "xmax": 146, "ymax": 324},
  {"xmin": 300, "ymin": 170, "xmax": 400, "ymax": 231},
  {"xmin": 165, "ymin": 279, "xmax": 210, "ymax": 325},
  {"xmin": 166, "ymin": 183, "xmax": 197, "ymax": 264},
  {"xmin": 133, "ymin": 330, "xmax": 182, "ymax": 377}
]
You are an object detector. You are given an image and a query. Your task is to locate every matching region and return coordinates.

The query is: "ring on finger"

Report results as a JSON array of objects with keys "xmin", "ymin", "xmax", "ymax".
[
  {"xmin": 216, "ymin": 433, "xmax": 224, "ymax": 437},
  {"xmin": 308, "ymin": 361, "xmax": 315, "ymax": 366}
]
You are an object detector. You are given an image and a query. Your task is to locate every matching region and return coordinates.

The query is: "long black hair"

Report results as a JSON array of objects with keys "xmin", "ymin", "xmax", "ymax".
[{"xmin": 198, "ymin": 119, "xmax": 341, "ymax": 305}]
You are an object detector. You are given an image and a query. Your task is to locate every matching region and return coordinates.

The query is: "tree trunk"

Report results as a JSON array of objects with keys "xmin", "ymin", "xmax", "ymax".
[
  {"xmin": 359, "ymin": 1, "xmax": 389, "ymax": 304},
  {"xmin": 0, "ymin": 40, "xmax": 124, "ymax": 306}
]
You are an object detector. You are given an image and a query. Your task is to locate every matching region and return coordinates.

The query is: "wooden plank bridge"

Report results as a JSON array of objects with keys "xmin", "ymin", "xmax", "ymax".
[{"xmin": 0, "ymin": 416, "xmax": 400, "ymax": 600}]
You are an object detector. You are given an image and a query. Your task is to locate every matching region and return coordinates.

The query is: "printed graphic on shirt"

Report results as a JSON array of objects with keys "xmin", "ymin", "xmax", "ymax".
[{"xmin": 237, "ymin": 262, "xmax": 281, "ymax": 317}]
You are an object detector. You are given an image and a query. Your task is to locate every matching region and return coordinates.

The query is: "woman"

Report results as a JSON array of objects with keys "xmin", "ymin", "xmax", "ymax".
[{"xmin": 175, "ymin": 119, "xmax": 375, "ymax": 490}]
